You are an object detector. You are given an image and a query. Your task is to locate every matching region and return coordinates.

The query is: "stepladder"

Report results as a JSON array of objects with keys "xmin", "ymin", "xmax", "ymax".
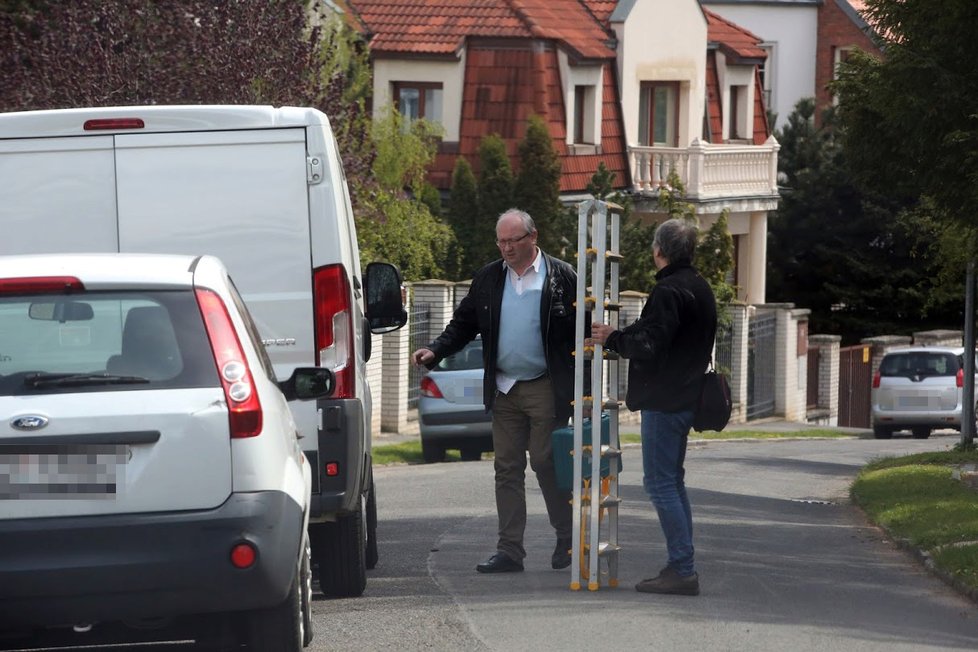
[{"xmin": 569, "ymin": 198, "xmax": 624, "ymax": 591}]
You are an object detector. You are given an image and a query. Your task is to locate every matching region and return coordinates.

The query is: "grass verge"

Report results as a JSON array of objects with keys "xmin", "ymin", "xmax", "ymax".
[
  {"xmin": 851, "ymin": 448, "xmax": 978, "ymax": 594},
  {"xmin": 375, "ymin": 428, "xmax": 850, "ymax": 465}
]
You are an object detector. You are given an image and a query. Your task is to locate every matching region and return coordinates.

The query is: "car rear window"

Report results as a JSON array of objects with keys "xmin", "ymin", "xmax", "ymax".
[
  {"xmin": 0, "ymin": 290, "xmax": 218, "ymax": 396},
  {"xmin": 437, "ymin": 339, "xmax": 484, "ymax": 371},
  {"xmin": 879, "ymin": 352, "xmax": 960, "ymax": 378}
]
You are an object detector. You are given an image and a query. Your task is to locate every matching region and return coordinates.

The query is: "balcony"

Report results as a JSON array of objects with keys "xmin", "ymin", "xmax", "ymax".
[{"xmin": 628, "ymin": 136, "xmax": 780, "ymax": 202}]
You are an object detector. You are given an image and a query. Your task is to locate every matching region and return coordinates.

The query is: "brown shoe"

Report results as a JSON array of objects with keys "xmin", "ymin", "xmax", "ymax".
[{"xmin": 635, "ymin": 567, "xmax": 700, "ymax": 595}]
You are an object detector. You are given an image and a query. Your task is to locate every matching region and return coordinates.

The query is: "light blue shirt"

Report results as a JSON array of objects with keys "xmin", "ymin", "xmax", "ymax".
[{"xmin": 496, "ymin": 251, "xmax": 547, "ymax": 393}]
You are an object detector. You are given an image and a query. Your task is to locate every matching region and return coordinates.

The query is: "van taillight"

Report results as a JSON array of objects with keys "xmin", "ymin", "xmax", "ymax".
[
  {"xmin": 313, "ymin": 264, "xmax": 355, "ymax": 398},
  {"xmin": 872, "ymin": 372, "xmax": 881, "ymax": 389},
  {"xmin": 83, "ymin": 118, "xmax": 145, "ymax": 130},
  {"xmin": 957, "ymin": 368, "xmax": 964, "ymax": 388},
  {"xmin": 196, "ymin": 288, "xmax": 263, "ymax": 438},
  {"xmin": 0, "ymin": 276, "xmax": 84, "ymax": 294}
]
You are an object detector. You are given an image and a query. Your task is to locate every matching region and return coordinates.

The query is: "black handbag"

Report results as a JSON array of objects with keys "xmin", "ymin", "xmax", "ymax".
[{"xmin": 692, "ymin": 361, "xmax": 732, "ymax": 432}]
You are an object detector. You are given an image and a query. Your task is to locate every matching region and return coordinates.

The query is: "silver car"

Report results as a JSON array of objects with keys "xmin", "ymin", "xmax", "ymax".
[
  {"xmin": 418, "ymin": 338, "xmax": 492, "ymax": 463},
  {"xmin": 871, "ymin": 346, "xmax": 976, "ymax": 439}
]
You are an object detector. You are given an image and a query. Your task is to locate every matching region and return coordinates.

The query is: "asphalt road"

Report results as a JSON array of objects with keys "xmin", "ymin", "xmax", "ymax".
[{"xmin": 312, "ymin": 432, "xmax": 978, "ymax": 651}]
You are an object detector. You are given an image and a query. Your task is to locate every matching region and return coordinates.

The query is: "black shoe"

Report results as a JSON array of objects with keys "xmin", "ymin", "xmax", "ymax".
[
  {"xmin": 635, "ymin": 567, "xmax": 700, "ymax": 595},
  {"xmin": 551, "ymin": 537, "xmax": 572, "ymax": 570},
  {"xmin": 476, "ymin": 552, "xmax": 524, "ymax": 574}
]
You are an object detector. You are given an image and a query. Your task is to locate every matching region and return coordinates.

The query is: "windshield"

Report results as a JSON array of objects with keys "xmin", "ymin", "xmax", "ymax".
[
  {"xmin": 0, "ymin": 290, "xmax": 218, "ymax": 396},
  {"xmin": 437, "ymin": 339, "xmax": 484, "ymax": 371},
  {"xmin": 879, "ymin": 352, "xmax": 960, "ymax": 378}
]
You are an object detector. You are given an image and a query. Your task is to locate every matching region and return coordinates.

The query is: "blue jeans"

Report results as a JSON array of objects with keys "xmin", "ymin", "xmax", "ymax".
[{"xmin": 640, "ymin": 409, "xmax": 695, "ymax": 576}]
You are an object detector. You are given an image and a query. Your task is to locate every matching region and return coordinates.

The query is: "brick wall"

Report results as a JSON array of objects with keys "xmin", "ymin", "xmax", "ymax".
[{"xmin": 815, "ymin": 0, "xmax": 881, "ymax": 123}]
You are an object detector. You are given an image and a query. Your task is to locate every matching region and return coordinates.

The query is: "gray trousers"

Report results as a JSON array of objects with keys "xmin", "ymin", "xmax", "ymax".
[{"xmin": 491, "ymin": 376, "xmax": 573, "ymax": 561}]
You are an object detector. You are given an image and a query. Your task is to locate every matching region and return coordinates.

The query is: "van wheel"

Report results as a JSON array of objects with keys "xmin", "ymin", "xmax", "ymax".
[
  {"xmin": 242, "ymin": 569, "xmax": 303, "ymax": 651},
  {"xmin": 422, "ymin": 440, "xmax": 445, "ymax": 463},
  {"xmin": 873, "ymin": 425, "xmax": 893, "ymax": 439},
  {"xmin": 911, "ymin": 427, "xmax": 931, "ymax": 439},
  {"xmin": 316, "ymin": 503, "xmax": 367, "ymax": 598},
  {"xmin": 365, "ymin": 482, "xmax": 379, "ymax": 570}
]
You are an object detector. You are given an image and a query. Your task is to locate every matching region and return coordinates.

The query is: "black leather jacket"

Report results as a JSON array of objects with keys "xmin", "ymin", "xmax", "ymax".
[
  {"xmin": 604, "ymin": 262, "xmax": 717, "ymax": 412},
  {"xmin": 425, "ymin": 251, "xmax": 579, "ymax": 422}
]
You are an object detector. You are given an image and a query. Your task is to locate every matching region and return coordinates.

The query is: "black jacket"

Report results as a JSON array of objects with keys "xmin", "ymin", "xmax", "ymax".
[
  {"xmin": 425, "ymin": 251, "xmax": 579, "ymax": 422},
  {"xmin": 604, "ymin": 262, "xmax": 717, "ymax": 412}
]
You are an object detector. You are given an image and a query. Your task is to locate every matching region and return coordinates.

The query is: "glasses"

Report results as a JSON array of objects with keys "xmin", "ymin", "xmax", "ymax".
[{"xmin": 495, "ymin": 232, "xmax": 532, "ymax": 247}]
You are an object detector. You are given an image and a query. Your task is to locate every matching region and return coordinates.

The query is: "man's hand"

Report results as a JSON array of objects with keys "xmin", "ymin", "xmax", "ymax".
[
  {"xmin": 412, "ymin": 347, "xmax": 435, "ymax": 366},
  {"xmin": 587, "ymin": 322, "xmax": 616, "ymax": 347}
]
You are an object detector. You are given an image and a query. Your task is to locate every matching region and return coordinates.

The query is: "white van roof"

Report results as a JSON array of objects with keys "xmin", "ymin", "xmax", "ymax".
[{"xmin": 0, "ymin": 105, "xmax": 331, "ymax": 138}]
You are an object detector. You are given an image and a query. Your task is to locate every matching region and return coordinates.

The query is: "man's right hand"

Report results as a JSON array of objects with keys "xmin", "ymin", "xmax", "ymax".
[{"xmin": 412, "ymin": 347, "xmax": 435, "ymax": 366}]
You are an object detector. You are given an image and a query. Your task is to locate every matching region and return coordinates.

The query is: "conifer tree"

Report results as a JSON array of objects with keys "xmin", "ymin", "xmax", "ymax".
[
  {"xmin": 447, "ymin": 157, "xmax": 480, "ymax": 279},
  {"xmin": 514, "ymin": 115, "xmax": 567, "ymax": 256},
  {"xmin": 477, "ymin": 134, "xmax": 515, "ymax": 266}
]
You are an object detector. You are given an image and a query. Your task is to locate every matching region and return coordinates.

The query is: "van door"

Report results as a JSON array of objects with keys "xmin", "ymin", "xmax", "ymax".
[
  {"xmin": 0, "ymin": 136, "xmax": 119, "ymax": 255},
  {"xmin": 113, "ymin": 129, "xmax": 316, "ymax": 383}
]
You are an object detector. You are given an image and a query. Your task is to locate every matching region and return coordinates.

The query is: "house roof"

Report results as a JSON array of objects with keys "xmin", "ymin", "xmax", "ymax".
[
  {"xmin": 343, "ymin": 0, "xmax": 615, "ymax": 60},
  {"xmin": 703, "ymin": 8, "xmax": 767, "ymax": 61},
  {"xmin": 580, "ymin": 0, "xmax": 618, "ymax": 23}
]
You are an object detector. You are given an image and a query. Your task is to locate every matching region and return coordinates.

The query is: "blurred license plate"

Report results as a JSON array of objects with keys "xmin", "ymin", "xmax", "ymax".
[
  {"xmin": 0, "ymin": 445, "xmax": 127, "ymax": 499},
  {"xmin": 898, "ymin": 395, "xmax": 930, "ymax": 408},
  {"xmin": 451, "ymin": 380, "xmax": 482, "ymax": 402}
]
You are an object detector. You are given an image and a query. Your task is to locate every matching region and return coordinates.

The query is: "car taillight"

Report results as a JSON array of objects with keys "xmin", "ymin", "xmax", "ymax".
[
  {"xmin": 957, "ymin": 368, "xmax": 964, "ymax": 388},
  {"xmin": 313, "ymin": 264, "xmax": 355, "ymax": 398},
  {"xmin": 872, "ymin": 372, "xmax": 881, "ymax": 389},
  {"xmin": 83, "ymin": 118, "xmax": 145, "ymax": 130},
  {"xmin": 0, "ymin": 276, "xmax": 84, "ymax": 294},
  {"xmin": 196, "ymin": 288, "xmax": 263, "ymax": 438},
  {"xmin": 420, "ymin": 376, "xmax": 443, "ymax": 399}
]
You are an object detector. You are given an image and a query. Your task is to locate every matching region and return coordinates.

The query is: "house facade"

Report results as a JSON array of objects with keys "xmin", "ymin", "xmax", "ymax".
[
  {"xmin": 701, "ymin": 0, "xmax": 883, "ymax": 127},
  {"xmin": 340, "ymin": 0, "xmax": 780, "ymax": 303}
]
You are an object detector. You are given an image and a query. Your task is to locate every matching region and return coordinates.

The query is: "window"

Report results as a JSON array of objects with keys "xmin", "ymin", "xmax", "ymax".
[
  {"xmin": 832, "ymin": 47, "xmax": 855, "ymax": 105},
  {"xmin": 638, "ymin": 82, "xmax": 679, "ymax": 147},
  {"xmin": 393, "ymin": 82, "xmax": 443, "ymax": 126},
  {"xmin": 758, "ymin": 43, "xmax": 775, "ymax": 110},
  {"xmin": 573, "ymin": 85, "xmax": 597, "ymax": 145},
  {"xmin": 727, "ymin": 84, "xmax": 749, "ymax": 141}
]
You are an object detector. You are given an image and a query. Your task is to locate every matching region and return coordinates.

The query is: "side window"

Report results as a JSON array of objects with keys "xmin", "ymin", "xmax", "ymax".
[{"xmin": 227, "ymin": 279, "xmax": 277, "ymax": 382}]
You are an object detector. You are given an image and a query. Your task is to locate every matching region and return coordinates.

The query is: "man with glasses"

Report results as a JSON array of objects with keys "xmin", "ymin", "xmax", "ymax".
[{"xmin": 412, "ymin": 208, "xmax": 578, "ymax": 573}]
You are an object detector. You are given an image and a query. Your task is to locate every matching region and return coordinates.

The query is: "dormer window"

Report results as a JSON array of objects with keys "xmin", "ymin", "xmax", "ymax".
[
  {"xmin": 393, "ymin": 82, "xmax": 443, "ymax": 127},
  {"xmin": 639, "ymin": 82, "xmax": 678, "ymax": 147},
  {"xmin": 574, "ymin": 85, "xmax": 597, "ymax": 145}
]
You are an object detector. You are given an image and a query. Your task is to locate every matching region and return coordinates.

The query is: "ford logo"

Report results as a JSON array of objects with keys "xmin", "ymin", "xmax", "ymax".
[{"xmin": 11, "ymin": 415, "xmax": 49, "ymax": 431}]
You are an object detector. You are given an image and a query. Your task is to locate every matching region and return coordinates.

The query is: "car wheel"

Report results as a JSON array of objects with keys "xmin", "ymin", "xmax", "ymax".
[
  {"xmin": 315, "ymin": 501, "xmax": 367, "ymax": 598},
  {"xmin": 365, "ymin": 481, "xmax": 379, "ymax": 570},
  {"xmin": 242, "ymin": 566, "xmax": 303, "ymax": 651},
  {"xmin": 459, "ymin": 445, "xmax": 482, "ymax": 461},
  {"xmin": 421, "ymin": 439, "xmax": 445, "ymax": 464},
  {"xmin": 872, "ymin": 425, "xmax": 893, "ymax": 439},
  {"xmin": 300, "ymin": 539, "xmax": 314, "ymax": 647},
  {"xmin": 911, "ymin": 427, "xmax": 931, "ymax": 439}
]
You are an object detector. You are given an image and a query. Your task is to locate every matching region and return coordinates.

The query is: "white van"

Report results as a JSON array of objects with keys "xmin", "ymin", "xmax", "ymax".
[{"xmin": 0, "ymin": 105, "xmax": 407, "ymax": 598}]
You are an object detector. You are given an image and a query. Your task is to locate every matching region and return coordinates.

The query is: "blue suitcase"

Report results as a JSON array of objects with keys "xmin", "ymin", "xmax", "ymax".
[{"xmin": 551, "ymin": 414, "xmax": 621, "ymax": 491}]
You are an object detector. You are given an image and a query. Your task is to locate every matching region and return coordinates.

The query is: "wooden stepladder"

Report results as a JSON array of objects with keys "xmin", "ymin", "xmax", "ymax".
[{"xmin": 570, "ymin": 198, "xmax": 624, "ymax": 591}]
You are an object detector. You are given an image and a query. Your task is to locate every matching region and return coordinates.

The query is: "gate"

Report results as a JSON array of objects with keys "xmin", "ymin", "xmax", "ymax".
[
  {"xmin": 838, "ymin": 344, "xmax": 872, "ymax": 427},
  {"xmin": 747, "ymin": 312, "xmax": 776, "ymax": 419},
  {"xmin": 407, "ymin": 302, "xmax": 431, "ymax": 410}
]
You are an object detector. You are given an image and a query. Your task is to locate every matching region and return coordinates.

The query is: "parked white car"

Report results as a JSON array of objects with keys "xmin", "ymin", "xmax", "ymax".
[
  {"xmin": 0, "ymin": 253, "xmax": 329, "ymax": 650},
  {"xmin": 871, "ymin": 346, "xmax": 976, "ymax": 439}
]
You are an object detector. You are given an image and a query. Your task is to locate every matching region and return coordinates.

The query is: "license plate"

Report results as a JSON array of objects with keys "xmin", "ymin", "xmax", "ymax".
[
  {"xmin": 898, "ymin": 395, "xmax": 930, "ymax": 409},
  {"xmin": 0, "ymin": 445, "xmax": 127, "ymax": 500}
]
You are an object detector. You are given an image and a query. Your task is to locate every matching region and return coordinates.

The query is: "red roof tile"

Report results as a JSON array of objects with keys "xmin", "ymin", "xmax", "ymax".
[
  {"xmin": 344, "ymin": 0, "xmax": 614, "ymax": 60},
  {"xmin": 580, "ymin": 0, "xmax": 617, "ymax": 24},
  {"xmin": 703, "ymin": 8, "xmax": 767, "ymax": 61}
]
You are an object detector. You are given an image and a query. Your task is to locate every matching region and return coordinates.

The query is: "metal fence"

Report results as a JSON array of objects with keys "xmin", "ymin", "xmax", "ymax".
[
  {"xmin": 407, "ymin": 303, "xmax": 431, "ymax": 410},
  {"xmin": 714, "ymin": 319, "xmax": 733, "ymax": 376},
  {"xmin": 746, "ymin": 312, "xmax": 776, "ymax": 419}
]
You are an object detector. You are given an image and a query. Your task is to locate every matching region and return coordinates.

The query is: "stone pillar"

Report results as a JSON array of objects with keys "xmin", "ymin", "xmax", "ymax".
[
  {"xmin": 366, "ymin": 343, "xmax": 383, "ymax": 438},
  {"xmin": 381, "ymin": 313, "xmax": 411, "ymax": 433},
  {"xmin": 790, "ymin": 309, "xmax": 811, "ymax": 422},
  {"xmin": 454, "ymin": 280, "xmax": 472, "ymax": 309},
  {"xmin": 913, "ymin": 329, "xmax": 962, "ymax": 347},
  {"xmin": 728, "ymin": 303, "xmax": 749, "ymax": 424},
  {"xmin": 862, "ymin": 335, "xmax": 913, "ymax": 378},
  {"xmin": 412, "ymin": 279, "xmax": 455, "ymax": 338},
  {"xmin": 809, "ymin": 334, "xmax": 841, "ymax": 425}
]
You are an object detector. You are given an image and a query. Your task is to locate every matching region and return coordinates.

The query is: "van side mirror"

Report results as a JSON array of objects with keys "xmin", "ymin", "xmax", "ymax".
[
  {"xmin": 279, "ymin": 367, "xmax": 334, "ymax": 401},
  {"xmin": 364, "ymin": 262, "xmax": 407, "ymax": 333}
]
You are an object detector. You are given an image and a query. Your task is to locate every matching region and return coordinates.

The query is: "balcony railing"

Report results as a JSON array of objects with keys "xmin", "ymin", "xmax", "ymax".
[{"xmin": 629, "ymin": 136, "xmax": 780, "ymax": 200}]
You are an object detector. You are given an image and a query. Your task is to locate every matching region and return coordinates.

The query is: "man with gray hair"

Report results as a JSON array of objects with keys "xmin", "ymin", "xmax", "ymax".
[
  {"xmin": 412, "ymin": 209, "xmax": 579, "ymax": 574},
  {"xmin": 589, "ymin": 217, "xmax": 717, "ymax": 595}
]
